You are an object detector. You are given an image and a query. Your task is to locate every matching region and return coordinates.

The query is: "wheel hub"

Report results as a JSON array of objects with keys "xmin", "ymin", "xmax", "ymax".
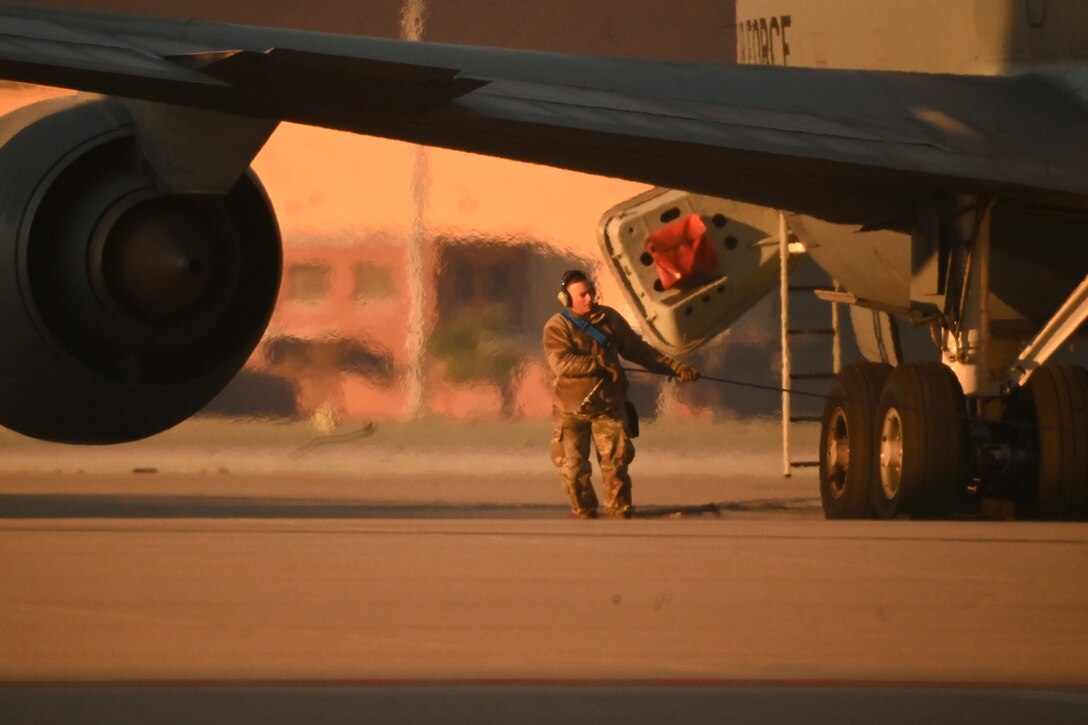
[
  {"xmin": 879, "ymin": 408, "xmax": 903, "ymax": 498},
  {"xmin": 825, "ymin": 407, "xmax": 850, "ymax": 498}
]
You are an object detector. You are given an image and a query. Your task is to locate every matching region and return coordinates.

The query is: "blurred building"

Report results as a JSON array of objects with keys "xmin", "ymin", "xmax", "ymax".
[
  {"xmin": 240, "ymin": 227, "xmax": 600, "ymax": 422},
  {"xmin": 224, "ymin": 122, "xmax": 648, "ymax": 423}
]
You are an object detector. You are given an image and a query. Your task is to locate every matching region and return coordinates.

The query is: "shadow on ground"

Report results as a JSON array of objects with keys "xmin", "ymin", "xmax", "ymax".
[
  {"xmin": 2, "ymin": 683, "xmax": 1085, "ymax": 725},
  {"xmin": 0, "ymin": 495, "xmax": 822, "ymax": 520}
]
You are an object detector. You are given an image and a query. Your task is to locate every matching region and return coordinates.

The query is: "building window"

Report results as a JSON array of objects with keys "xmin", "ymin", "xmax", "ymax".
[
  {"xmin": 436, "ymin": 242, "xmax": 529, "ymax": 326},
  {"xmin": 352, "ymin": 262, "xmax": 395, "ymax": 301},
  {"xmin": 285, "ymin": 263, "xmax": 331, "ymax": 302}
]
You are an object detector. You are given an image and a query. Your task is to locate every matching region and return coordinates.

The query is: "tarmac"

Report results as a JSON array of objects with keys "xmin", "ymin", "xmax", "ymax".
[{"xmin": 1, "ymin": 418, "xmax": 1086, "ymax": 722}]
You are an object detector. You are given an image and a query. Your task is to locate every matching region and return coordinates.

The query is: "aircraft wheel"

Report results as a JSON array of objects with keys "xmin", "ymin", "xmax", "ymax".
[
  {"xmin": 1010, "ymin": 365, "xmax": 1088, "ymax": 520},
  {"xmin": 819, "ymin": 362, "xmax": 892, "ymax": 519},
  {"xmin": 872, "ymin": 362, "xmax": 968, "ymax": 519}
]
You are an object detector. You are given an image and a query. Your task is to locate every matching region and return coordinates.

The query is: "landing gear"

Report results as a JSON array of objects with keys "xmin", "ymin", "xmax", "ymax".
[
  {"xmin": 819, "ymin": 362, "xmax": 891, "ymax": 519},
  {"xmin": 786, "ymin": 187, "xmax": 1088, "ymax": 521},
  {"xmin": 819, "ymin": 362, "xmax": 968, "ymax": 520},
  {"xmin": 818, "ymin": 360, "xmax": 1088, "ymax": 520},
  {"xmin": 1009, "ymin": 364, "xmax": 1088, "ymax": 520},
  {"xmin": 872, "ymin": 362, "xmax": 968, "ymax": 519}
]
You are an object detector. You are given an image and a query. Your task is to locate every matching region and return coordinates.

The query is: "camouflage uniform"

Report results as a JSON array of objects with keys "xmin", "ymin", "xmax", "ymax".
[{"xmin": 543, "ymin": 305, "xmax": 690, "ymax": 517}]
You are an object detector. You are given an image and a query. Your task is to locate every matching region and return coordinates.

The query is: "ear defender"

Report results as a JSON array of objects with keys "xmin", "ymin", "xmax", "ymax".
[{"xmin": 559, "ymin": 269, "xmax": 591, "ymax": 308}]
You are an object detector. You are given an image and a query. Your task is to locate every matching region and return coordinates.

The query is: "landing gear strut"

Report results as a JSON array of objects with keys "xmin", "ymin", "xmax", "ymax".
[{"xmin": 817, "ymin": 199, "xmax": 1088, "ymax": 521}]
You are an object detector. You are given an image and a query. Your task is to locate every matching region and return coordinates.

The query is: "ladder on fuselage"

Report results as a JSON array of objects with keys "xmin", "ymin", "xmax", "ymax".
[{"xmin": 778, "ymin": 212, "xmax": 842, "ymax": 478}]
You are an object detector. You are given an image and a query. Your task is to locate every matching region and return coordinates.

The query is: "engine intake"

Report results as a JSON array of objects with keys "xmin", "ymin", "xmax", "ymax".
[{"xmin": 0, "ymin": 96, "xmax": 281, "ymax": 443}]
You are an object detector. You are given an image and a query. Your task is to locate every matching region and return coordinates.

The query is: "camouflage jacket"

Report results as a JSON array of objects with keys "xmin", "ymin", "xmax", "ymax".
[{"xmin": 543, "ymin": 304, "xmax": 685, "ymax": 415}]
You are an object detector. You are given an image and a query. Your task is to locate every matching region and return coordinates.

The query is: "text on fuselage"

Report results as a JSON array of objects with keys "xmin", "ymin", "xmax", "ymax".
[{"xmin": 738, "ymin": 15, "xmax": 791, "ymax": 66}]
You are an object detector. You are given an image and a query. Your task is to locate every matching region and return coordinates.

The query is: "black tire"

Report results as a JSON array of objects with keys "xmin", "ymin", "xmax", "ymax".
[
  {"xmin": 1010, "ymin": 365, "xmax": 1088, "ymax": 520},
  {"xmin": 819, "ymin": 362, "xmax": 892, "ymax": 519},
  {"xmin": 872, "ymin": 362, "xmax": 968, "ymax": 519}
]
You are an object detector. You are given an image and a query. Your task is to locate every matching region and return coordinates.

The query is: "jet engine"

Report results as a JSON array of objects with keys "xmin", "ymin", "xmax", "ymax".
[{"xmin": 0, "ymin": 96, "xmax": 281, "ymax": 443}]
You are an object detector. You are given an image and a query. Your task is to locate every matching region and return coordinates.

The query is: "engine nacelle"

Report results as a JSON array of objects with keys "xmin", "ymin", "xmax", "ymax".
[{"xmin": 0, "ymin": 96, "xmax": 281, "ymax": 443}]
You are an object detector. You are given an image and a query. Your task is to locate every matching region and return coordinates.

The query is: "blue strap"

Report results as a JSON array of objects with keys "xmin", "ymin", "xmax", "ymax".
[{"xmin": 561, "ymin": 308, "xmax": 613, "ymax": 349}]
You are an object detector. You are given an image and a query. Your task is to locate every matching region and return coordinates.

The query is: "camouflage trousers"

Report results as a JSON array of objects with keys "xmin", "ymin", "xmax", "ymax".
[{"xmin": 550, "ymin": 410, "xmax": 635, "ymax": 517}]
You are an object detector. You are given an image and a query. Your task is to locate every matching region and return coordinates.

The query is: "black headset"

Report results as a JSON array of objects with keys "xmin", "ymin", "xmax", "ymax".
[{"xmin": 557, "ymin": 269, "xmax": 595, "ymax": 307}]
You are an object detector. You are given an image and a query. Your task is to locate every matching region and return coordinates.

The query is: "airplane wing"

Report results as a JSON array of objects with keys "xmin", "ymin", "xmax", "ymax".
[{"xmin": 1, "ymin": 2, "xmax": 1087, "ymax": 225}]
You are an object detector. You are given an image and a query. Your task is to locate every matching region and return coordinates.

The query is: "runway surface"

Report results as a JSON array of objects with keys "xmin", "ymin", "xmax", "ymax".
[
  {"xmin": 4, "ymin": 511, "xmax": 1088, "ymax": 682},
  {"xmin": 2, "ymin": 465, "xmax": 1087, "ymax": 722}
]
